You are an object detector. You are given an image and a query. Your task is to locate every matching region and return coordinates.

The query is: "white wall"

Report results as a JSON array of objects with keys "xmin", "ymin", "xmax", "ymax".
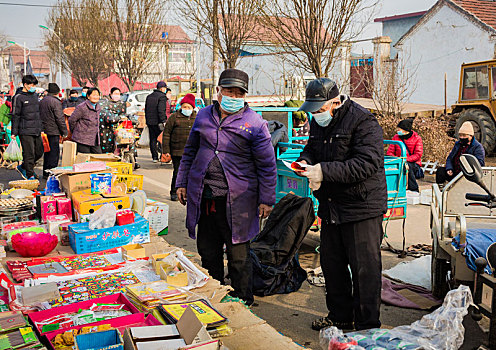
[{"xmin": 397, "ymin": 4, "xmax": 495, "ymax": 105}]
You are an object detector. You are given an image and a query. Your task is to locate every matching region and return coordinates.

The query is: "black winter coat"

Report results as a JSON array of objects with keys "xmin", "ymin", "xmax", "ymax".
[
  {"xmin": 298, "ymin": 96, "xmax": 387, "ymax": 224},
  {"xmin": 145, "ymin": 90, "xmax": 167, "ymax": 126},
  {"xmin": 40, "ymin": 95, "xmax": 67, "ymax": 136},
  {"xmin": 11, "ymin": 91, "xmax": 42, "ymax": 136},
  {"xmin": 62, "ymin": 99, "xmax": 79, "ymax": 109}
]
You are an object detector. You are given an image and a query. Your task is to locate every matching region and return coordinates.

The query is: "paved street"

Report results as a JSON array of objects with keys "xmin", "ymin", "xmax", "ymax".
[{"xmin": 0, "ymin": 148, "xmax": 486, "ymax": 349}]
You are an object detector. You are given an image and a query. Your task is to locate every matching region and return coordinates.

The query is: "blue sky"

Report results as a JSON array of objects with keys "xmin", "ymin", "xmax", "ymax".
[{"xmin": 0, "ymin": 0, "xmax": 438, "ymax": 50}]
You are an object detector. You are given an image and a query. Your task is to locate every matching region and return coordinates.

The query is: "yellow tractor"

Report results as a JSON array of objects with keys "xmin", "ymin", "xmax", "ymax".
[{"xmin": 452, "ymin": 59, "xmax": 496, "ymax": 154}]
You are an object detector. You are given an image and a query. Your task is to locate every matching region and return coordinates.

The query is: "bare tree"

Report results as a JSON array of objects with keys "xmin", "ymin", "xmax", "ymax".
[
  {"xmin": 105, "ymin": 0, "xmax": 167, "ymax": 92},
  {"xmin": 45, "ymin": 0, "xmax": 111, "ymax": 87},
  {"xmin": 258, "ymin": 0, "xmax": 377, "ymax": 78},
  {"xmin": 366, "ymin": 53, "xmax": 418, "ymax": 118},
  {"xmin": 178, "ymin": 0, "xmax": 262, "ymax": 70}
]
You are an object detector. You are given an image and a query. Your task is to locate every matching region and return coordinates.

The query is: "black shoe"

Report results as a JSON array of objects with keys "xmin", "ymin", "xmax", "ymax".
[
  {"xmin": 228, "ymin": 291, "xmax": 254, "ymax": 306},
  {"xmin": 311, "ymin": 317, "xmax": 354, "ymax": 331},
  {"xmin": 134, "ymin": 163, "xmax": 141, "ymax": 170},
  {"xmin": 170, "ymin": 194, "xmax": 178, "ymax": 201}
]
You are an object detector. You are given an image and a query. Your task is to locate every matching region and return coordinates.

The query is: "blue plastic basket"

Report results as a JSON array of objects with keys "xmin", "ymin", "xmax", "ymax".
[
  {"xmin": 69, "ymin": 214, "xmax": 150, "ymax": 254},
  {"xmin": 75, "ymin": 329, "xmax": 123, "ymax": 350}
]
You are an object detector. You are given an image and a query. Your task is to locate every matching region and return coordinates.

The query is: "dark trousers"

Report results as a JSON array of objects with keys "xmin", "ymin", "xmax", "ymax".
[
  {"xmin": 43, "ymin": 135, "xmax": 60, "ymax": 177},
  {"xmin": 320, "ymin": 215, "xmax": 383, "ymax": 330},
  {"xmin": 19, "ymin": 135, "xmax": 43, "ymax": 179},
  {"xmin": 407, "ymin": 161, "xmax": 419, "ymax": 192},
  {"xmin": 196, "ymin": 197, "xmax": 253, "ymax": 304},
  {"xmin": 436, "ymin": 166, "xmax": 456, "ymax": 184},
  {"xmin": 76, "ymin": 143, "xmax": 102, "ymax": 154},
  {"xmin": 148, "ymin": 124, "xmax": 161, "ymax": 160},
  {"xmin": 170, "ymin": 156, "xmax": 182, "ymax": 195}
]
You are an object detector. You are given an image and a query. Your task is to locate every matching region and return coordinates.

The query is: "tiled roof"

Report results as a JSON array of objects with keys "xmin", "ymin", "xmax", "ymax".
[
  {"xmin": 452, "ymin": 0, "xmax": 496, "ymax": 31},
  {"xmin": 4, "ymin": 44, "xmax": 50, "ymax": 74}
]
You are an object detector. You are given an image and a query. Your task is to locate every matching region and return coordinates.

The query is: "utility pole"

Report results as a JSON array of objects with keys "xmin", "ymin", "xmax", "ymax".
[
  {"xmin": 39, "ymin": 25, "xmax": 63, "ymax": 87},
  {"xmin": 195, "ymin": 5, "xmax": 201, "ymax": 99},
  {"xmin": 212, "ymin": 0, "xmax": 219, "ymax": 101},
  {"xmin": 23, "ymin": 42, "xmax": 26, "ymax": 75},
  {"xmin": 165, "ymin": 32, "xmax": 170, "ymax": 79},
  {"xmin": 196, "ymin": 38, "xmax": 201, "ymax": 99}
]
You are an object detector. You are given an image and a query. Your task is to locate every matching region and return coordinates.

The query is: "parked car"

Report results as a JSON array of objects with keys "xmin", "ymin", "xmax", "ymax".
[{"xmin": 121, "ymin": 90, "xmax": 153, "ymax": 116}]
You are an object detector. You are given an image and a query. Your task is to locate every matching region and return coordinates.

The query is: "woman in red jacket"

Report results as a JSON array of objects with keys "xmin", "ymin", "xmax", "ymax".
[{"xmin": 386, "ymin": 119, "xmax": 424, "ymax": 192}]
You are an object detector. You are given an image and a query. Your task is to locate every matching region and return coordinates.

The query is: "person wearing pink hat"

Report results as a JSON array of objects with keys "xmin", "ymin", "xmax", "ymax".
[
  {"xmin": 162, "ymin": 93, "xmax": 197, "ymax": 201},
  {"xmin": 436, "ymin": 121, "xmax": 485, "ymax": 184}
]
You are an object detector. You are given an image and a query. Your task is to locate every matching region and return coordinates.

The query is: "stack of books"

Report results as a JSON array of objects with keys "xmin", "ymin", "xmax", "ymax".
[
  {"xmin": 126, "ymin": 281, "xmax": 186, "ymax": 311},
  {"xmin": 157, "ymin": 300, "xmax": 228, "ymax": 329},
  {"xmin": 0, "ymin": 311, "xmax": 42, "ymax": 349}
]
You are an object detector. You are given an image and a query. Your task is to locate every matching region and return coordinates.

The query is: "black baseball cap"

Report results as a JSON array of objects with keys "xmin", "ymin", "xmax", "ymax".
[
  {"xmin": 299, "ymin": 78, "xmax": 339, "ymax": 113},
  {"xmin": 218, "ymin": 68, "xmax": 249, "ymax": 93}
]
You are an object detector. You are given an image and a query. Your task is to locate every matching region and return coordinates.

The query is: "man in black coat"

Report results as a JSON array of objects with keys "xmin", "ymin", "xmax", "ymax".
[
  {"xmin": 145, "ymin": 81, "xmax": 168, "ymax": 162},
  {"xmin": 297, "ymin": 78, "xmax": 387, "ymax": 332},
  {"xmin": 40, "ymin": 83, "xmax": 68, "ymax": 178},
  {"xmin": 11, "ymin": 75, "xmax": 44, "ymax": 179},
  {"xmin": 62, "ymin": 89, "xmax": 80, "ymax": 109},
  {"xmin": 76, "ymin": 86, "xmax": 89, "ymax": 105}
]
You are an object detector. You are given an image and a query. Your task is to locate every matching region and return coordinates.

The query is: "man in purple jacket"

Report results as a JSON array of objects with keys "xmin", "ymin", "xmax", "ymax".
[{"xmin": 175, "ymin": 69, "xmax": 277, "ymax": 305}]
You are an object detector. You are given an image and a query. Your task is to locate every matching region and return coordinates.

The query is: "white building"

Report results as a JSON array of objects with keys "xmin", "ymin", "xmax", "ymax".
[{"xmin": 395, "ymin": 0, "xmax": 496, "ymax": 106}]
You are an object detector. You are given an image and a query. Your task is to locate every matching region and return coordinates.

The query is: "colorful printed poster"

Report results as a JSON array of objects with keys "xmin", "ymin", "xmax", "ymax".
[{"xmin": 50, "ymin": 272, "xmax": 139, "ymax": 307}]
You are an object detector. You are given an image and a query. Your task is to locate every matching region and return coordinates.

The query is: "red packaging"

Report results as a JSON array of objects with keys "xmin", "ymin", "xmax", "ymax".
[
  {"xmin": 56, "ymin": 197, "xmax": 72, "ymax": 219},
  {"xmin": 116, "ymin": 210, "xmax": 135, "ymax": 226},
  {"xmin": 40, "ymin": 196, "xmax": 57, "ymax": 223}
]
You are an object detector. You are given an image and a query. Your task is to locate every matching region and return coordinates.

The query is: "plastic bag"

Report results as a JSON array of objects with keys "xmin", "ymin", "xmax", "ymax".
[
  {"xmin": 89, "ymin": 203, "xmax": 117, "ymax": 230},
  {"xmin": 4, "ymin": 139, "xmax": 22, "ymax": 162},
  {"xmin": 138, "ymin": 126, "xmax": 150, "ymax": 147},
  {"xmin": 320, "ymin": 285, "xmax": 472, "ymax": 350},
  {"xmin": 319, "ymin": 327, "xmax": 365, "ymax": 350}
]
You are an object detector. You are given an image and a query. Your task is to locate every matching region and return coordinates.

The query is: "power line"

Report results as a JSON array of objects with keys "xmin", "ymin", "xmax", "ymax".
[{"xmin": 0, "ymin": 2, "xmax": 58, "ymax": 8}]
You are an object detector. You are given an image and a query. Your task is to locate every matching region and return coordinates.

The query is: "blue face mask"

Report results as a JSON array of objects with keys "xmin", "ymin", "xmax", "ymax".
[
  {"xmin": 82, "ymin": 92, "xmax": 87, "ymax": 97},
  {"xmin": 182, "ymin": 109, "xmax": 193, "ymax": 117},
  {"xmin": 70, "ymin": 96, "xmax": 78, "ymax": 102},
  {"xmin": 312, "ymin": 111, "xmax": 332, "ymax": 127},
  {"xmin": 397, "ymin": 130, "xmax": 406, "ymax": 136},
  {"xmin": 220, "ymin": 95, "xmax": 245, "ymax": 114},
  {"xmin": 28, "ymin": 87, "xmax": 36, "ymax": 93}
]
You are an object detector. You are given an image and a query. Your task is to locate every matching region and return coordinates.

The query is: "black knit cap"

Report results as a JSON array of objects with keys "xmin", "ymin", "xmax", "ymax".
[
  {"xmin": 397, "ymin": 119, "xmax": 413, "ymax": 132},
  {"xmin": 47, "ymin": 83, "xmax": 60, "ymax": 94},
  {"xmin": 218, "ymin": 68, "xmax": 249, "ymax": 93},
  {"xmin": 299, "ymin": 78, "xmax": 340, "ymax": 113}
]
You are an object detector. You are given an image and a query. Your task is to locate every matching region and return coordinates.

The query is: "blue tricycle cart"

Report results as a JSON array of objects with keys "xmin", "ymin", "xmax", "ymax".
[{"xmin": 252, "ymin": 107, "xmax": 408, "ymax": 226}]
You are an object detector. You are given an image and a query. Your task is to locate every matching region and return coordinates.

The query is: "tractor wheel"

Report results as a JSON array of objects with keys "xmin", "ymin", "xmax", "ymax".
[{"xmin": 455, "ymin": 108, "xmax": 496, "ymax": 154}]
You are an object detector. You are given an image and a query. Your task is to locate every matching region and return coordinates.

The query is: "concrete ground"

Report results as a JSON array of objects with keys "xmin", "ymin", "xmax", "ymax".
[{"xmin": 0, "ymin": 149, "xmax": 487, "ymax": 349}]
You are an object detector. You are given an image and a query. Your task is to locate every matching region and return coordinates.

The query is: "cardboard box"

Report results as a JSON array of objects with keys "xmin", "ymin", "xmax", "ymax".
[
  {"xmin": 122, "ymin": 244, "xmax": 146, "ymax": 260},
  {"xmin": 152, "ymin": 253, "xmax": 173, "ymax": 275},
  {"xmin": 143, "ymin": 202, "xmax": 169, "ymax": 236},
  {"xmin": 123, "ymin": 307, "xmax": 217, "ymax": 350},
  {"xmin": 76, "ymin": 329, "xmax": 124, "ymax": 350},
  {"xmin": 159, "ymin": 264, "xmax": 188, "ymax": 288},
  {"xmin": 72, "ymin": 190, "xmax": 130, "ymax": 215},
  {"xmin": 56, "ymin": 197, "xmax": 72, "ymax": 218},
  {"xmin": 75, "ymin": 153, "xmax": 120, "ymax": 164},
  {"xmin": 142, "ymin": 242, "xmax": 172, "ymax": 258},
  {"xmin": 40, "ymin": 196, "xmax": 57, "ymax": 223},
  {"xmin": 107, "ymin": 162, "xmax": 133, "ymax": 175},
  {"xmin": 30, "ymin": 293, "xmax": 140, "ymax": 336},
  {"xmin": 69, "ymin": 214, "xmax": 150, "ymax": 254},
  {"xmin": 21, "ymin": 283, "xmax": 60, "ymax": 305},
  {"xmin": 60, "ymin": 170, "xmax": 113, "ymax": 199},
  {"xmin": 46, "ymin": 214, "xmax": 71, "ymax": 238},
  {"xmin": 61, "ymin": 141, "xmax": 77, "ymax": 167}
]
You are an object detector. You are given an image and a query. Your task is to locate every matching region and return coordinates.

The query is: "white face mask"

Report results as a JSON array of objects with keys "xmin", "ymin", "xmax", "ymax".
[
  {"xmin": 111, "ymin": 94, "xmax": 120, "ymax": 102},
  {"xmin": 312, "ymin": 110, "xmax": 332, "ymax": 127}
]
